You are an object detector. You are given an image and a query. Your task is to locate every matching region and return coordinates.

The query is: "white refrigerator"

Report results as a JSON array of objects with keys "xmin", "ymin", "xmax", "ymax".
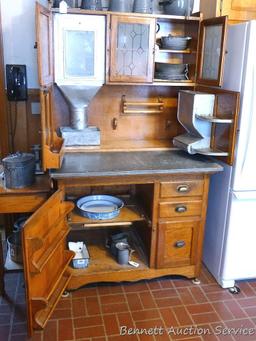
[{"xmin": 203, "ymin": 21, "xmax": 256, "ymax": 289}]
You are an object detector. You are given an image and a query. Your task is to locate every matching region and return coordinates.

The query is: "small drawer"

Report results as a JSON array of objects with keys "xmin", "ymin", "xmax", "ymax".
[
  {"xmin": 160, "ymin": 179, "xmax": 204, "ymax": 198},
  {"xmin": 159, "ymin": 199, "xmax": 202, "ymax": 218},
  {"xmin": 156, "ymin": 221, "xmax": 199, "ymax": 268}
]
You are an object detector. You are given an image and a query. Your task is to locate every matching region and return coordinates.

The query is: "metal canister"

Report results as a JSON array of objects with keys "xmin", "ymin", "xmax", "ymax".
[{"xmin": 2, "ymin": 152, "xmax": 35, "ymax": 189}]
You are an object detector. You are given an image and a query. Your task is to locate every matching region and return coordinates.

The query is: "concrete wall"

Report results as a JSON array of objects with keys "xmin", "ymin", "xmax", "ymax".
[{"xmin": 1, "ymin": 0, "xmax": 200, "ymax": 88}]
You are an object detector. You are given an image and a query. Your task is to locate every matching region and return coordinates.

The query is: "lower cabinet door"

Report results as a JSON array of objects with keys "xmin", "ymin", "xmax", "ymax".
[
  {"xmin": 22, "ymin": 190, "xmax": 74, "ymax": 336},
  {"xmin": 156, "ymin": 220, "xmax": 200, "ymax": 268}
]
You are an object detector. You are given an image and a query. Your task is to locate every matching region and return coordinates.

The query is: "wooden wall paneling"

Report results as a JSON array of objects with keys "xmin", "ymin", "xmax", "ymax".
[
  {"xmin": 200, "ymin": 0, "xmax": 256, "ymax": 22},
  {"xmin": 87, "ymin": 85, "xmax": 181, "ymax": 145},
  {"xmin": 0, "ymin": 7, "xmax": 10, "ymax": 158},
  {"xmin": 7, "ymin": 90, "xmax": 41, "ymax": 153}
]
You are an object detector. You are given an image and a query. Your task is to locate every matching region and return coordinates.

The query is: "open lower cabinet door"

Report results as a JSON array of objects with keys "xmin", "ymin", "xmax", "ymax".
[{"xmin": 22, "ymin": 190, "xmax": 74, "ymax": 336}]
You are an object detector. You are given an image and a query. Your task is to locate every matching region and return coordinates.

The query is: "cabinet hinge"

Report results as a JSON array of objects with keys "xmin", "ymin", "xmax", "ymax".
[{"xmin": 219, "ymin": 0, "xmax": 223, "ymax": 16}]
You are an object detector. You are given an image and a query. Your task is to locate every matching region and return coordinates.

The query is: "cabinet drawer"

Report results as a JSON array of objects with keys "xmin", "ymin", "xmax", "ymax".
[
  {"xmin": 157, "ymin": 220, "xmax": 199, "ymax": 268},
  {"xmin": 159, "ymin": 200, "xmax": 202, "ymax": 218},
  {"xmin": 160, "ymin": 179, "xmax": 204, "ymax": 198}
]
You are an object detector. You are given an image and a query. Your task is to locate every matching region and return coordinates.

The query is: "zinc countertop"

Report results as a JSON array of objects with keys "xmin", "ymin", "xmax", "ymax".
[{"xmin": 50, "ymin": 150, "xmax": 223, "ymax": 179}]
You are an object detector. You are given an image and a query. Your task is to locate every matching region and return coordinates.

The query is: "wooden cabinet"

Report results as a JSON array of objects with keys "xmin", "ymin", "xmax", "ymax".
[
  {"xmin": 109, "ymin": 15, "xmax": 156, "ymax": 83},
  {"xmin": 157, "ymin": 175, "xmax": 209, "ymax": 271},
  {"xmin": 157, "ymin": 220, "xmax": 199, "ymax": 268},
  {"xmin": 21, "ymin": 168, "xmax": 213, "ymax": 335},
  {"xmin": 200, "ymin": 0, "xmax": 256, "ymax": 22}
]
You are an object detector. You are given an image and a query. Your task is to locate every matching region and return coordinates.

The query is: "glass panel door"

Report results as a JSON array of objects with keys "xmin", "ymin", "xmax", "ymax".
[
  {"xmin": 110, "ymin": 16, "xmax": 156, "ymax": 83},
  {"xmin": 197, "ymin": 16, "xmax": 228, "ymax": 87}
]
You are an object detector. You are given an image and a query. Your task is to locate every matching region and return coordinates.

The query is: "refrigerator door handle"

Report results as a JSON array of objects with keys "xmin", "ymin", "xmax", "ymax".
[{"xmin": 233, "ymin": 191, "xmax": 256, "ymax": 200}]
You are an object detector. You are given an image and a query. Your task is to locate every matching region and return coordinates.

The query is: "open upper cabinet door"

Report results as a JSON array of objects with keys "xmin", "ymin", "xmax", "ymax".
[
  {"xmin": 22, "ymin": 190, "xmax": 74, "ymax": 336},
  {"xmin": 40, "ymin": 86, "xmax": 64, "ymax": 171},
  {"xmin": 197, "ymin": 16, "xmax": 228, "ymax": 87},
  {"xmin": 36, "ymin": 2, "xmax": 54, "ymax": 87}
]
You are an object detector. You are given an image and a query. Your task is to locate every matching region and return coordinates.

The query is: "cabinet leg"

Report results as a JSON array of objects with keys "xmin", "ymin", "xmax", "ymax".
[{"xmin": 192, "ymin": 278, "xmax": 201, "ymax": 285}]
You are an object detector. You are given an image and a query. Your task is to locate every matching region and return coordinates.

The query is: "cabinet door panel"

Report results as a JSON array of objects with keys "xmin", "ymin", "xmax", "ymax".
[
  {"xmin": 157, "ymin": 220, "xmax": 199, "ymax": 268},
  {"xmin": 197, "ymin": 16, "xmax": 228, "ymax": 87},
  {"xmin": 109, "ymin": 15, "xmax": 155, "ymax": 83},
  {"xmin": 22, "ymin": 190, "xmax": 74, "ymax": 336},
  {"xmin": 36, "ymin": 2, "xmax": 53, "ymax": 87},
  {"xmin": 40, "ymin": 86, "xmax": 64, "ymax": 171}
]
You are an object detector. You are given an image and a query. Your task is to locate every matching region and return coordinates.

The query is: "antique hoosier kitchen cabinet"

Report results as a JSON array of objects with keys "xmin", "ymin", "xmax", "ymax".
[{"xmin": 22, "ymin": 2, "xmax": 239, "ymax": 335}]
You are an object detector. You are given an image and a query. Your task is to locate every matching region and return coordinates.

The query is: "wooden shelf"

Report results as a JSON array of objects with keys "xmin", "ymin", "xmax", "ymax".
[
  {"xmin": 69, "ymin": 200, "xmax": 146, "ymax": 228},
  {"xmin": 34, "ymin": 272, "xmax": 72, "ymax": 329},
  {"xmin": 33, "ymin": 250, "xmax": 74, "ymax": 300},
  {"xmin": 30, "ymin": 226, "xmax": 71, "ymax": 274},
  {"xmin": 193, "ymin": 148, "xmax": 229, "ymax": 156},
  {"xmin": 195, "ymin": 114, "xmax": 233, "ymax": 124},
  {"xmin": 158, "ymin": 49, "xmax": 195, "ymax": 54},
  {"xmin": 69, "ymin": 231, "xmax": 148, "ymax": 275},
  {"xmin": 51, "ymin": 8, "xmax": 201, "ymax": 22},
  {"xmin": 153, "ymin": 80, "xmax": 195, "ymax": 87}
]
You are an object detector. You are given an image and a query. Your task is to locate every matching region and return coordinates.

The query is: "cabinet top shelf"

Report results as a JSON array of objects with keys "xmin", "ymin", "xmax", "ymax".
[{"xmin": 51, "ymin": 8, "xmax": 202, "ymax": 22}]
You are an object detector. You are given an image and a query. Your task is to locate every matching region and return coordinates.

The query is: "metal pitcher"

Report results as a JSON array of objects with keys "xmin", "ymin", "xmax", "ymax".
[{"xmin": 81, "ymin": 0, "xmax": 102, "ymax": 10}]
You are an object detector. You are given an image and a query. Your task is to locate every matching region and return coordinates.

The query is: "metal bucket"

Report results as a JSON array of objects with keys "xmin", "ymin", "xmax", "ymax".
[
  {"xmin": 2, "ymin": 152, "xmax": 35, "ymax": 189},
  {"xmin": 7, "ymin": 234, "xmax": 23, "ymax": 264}
]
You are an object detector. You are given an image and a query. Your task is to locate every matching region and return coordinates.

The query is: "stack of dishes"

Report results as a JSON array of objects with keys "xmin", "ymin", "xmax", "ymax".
[
  {"xmin": 155, "ymin": 63, "xmax": 189, "ymax": 81},
  {"xmin": 161, "ymin": 35, "xmax": 192, "ymax": 50}
]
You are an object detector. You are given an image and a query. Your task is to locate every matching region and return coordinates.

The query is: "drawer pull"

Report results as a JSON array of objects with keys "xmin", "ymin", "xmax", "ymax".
[
  {"xmin": 177, "ymin": 185, "xmax": 190, "ymax": 193},
  {"xmin": 175, "ymin": 241, "xmax": 186, "ymax": 248},
  {"xmin": 175, "ymin": 205, "xmax": 187, "ymax": 213}
]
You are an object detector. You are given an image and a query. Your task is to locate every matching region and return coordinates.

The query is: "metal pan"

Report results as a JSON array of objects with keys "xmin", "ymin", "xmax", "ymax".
[{"xmin": 76, "ymin": 195, "xmax": 124, "ymax": 220}]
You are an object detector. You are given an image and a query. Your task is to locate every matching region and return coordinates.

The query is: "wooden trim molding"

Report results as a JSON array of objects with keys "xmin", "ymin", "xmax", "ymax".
[{"xmin": 0, "ymin": 6, "xmax": 10, "ymax": 158}]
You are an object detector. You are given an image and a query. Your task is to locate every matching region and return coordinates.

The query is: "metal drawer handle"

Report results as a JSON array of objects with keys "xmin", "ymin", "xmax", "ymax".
[
  {"xmin": 177, "ymin": 185, "xmax": 190, "ymax": 193},
  {"xmin": 175, "ymin": 205, "xmax": 187, "ymax": 213},
  {"xmin": 175, "ymin": 241, "xmax": 186, "ymax": 248}
]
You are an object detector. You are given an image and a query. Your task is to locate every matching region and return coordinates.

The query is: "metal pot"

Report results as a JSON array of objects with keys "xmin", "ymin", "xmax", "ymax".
[
  {"xmin": 161, "ymin": 35, "xmax": 192, "ymax": 50},
  {"xmin": 81, "ymin": 0, "xmax": 102, "ymax": 10},
  {"xmin": 109, "ymin": 0, "xmax": 133, "ymax": 12},
  {"xmin": 159, "ymin": 0, "xmax": 194, "ymax": 16},
  {"xmin": 133, "ymin": 0, "xmax": 152, "ymax": 13}
]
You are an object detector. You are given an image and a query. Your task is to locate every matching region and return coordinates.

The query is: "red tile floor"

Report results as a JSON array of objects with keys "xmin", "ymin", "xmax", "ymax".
[{"xmin": 1, "ymin": 266, "xmax": 256, "ymax": 341}]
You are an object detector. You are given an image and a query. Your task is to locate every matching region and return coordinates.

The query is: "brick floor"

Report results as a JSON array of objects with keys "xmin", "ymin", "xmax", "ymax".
[{"xmin": 1, "ymin": 267, "xmax": 256, "ymax": 341}]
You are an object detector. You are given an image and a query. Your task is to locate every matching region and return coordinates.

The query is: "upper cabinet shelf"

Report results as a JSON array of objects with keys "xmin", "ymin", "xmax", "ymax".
[
  {"xmin": 157, "ymin": 49, "xmax": 195, "ymax": 54},
  {"xmin": 195, "ymin": 114, "xmax": 234, "ymax": 124},
  {"xmin": 51, "ymin": 8, "xmax": 202, "ymax": 21}
]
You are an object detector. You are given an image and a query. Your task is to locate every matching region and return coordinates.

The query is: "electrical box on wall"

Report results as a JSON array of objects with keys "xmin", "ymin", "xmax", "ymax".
[{"xmin": 6, "ymin": 64, "xmax": 28, "ymax": 101}]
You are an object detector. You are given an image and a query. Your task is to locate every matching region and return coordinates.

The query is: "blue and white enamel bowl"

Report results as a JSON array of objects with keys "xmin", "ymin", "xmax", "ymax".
[{"xmin": 76, "ymin": 195, "xmax": 124, "ymax": 220}]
